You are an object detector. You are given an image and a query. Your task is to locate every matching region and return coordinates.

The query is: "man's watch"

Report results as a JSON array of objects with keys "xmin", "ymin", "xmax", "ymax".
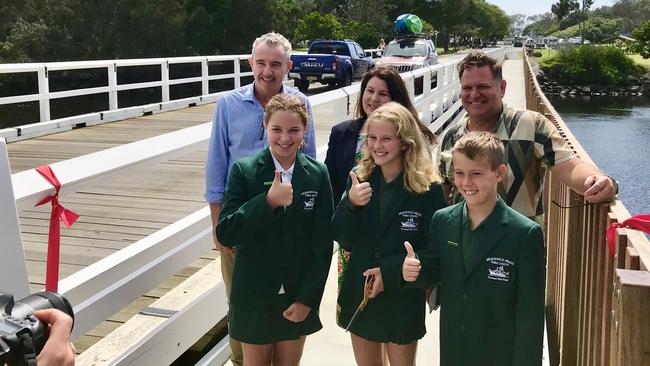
[{"xmin": 607, "ymin": 175, "xmax": 619, "ymax": 195}]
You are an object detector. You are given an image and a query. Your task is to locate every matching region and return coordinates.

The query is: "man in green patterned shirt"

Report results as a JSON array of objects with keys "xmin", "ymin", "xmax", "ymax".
[{"xmin": 439, "ymin": 51, "xmax": 618, "ymax": 220}]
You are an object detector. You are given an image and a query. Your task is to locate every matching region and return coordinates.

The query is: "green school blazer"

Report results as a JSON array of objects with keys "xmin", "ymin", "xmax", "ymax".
[
  {"xmin": 420, "ymin": 198, "xmax": 545, "ymax": 366},
  {"xmin": 332, "ymin": 169, "xmax": 446, "ymax": 343},
  {"xmin": 217, "ymin": 148, "xmax": 334, "ymax": 311}
]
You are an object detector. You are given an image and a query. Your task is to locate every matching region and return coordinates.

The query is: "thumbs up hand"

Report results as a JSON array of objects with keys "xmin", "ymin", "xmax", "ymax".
[
  {"xmin": 348, "ymin": 171, "xmax": 372, "ymax": 207},
  {"xmin": 402, "ymin": 241, "xmax": 421, "ymax": 282},
  {"xmin": 267, "ymin": 171, "xmax": 293, "ymax": 210}
]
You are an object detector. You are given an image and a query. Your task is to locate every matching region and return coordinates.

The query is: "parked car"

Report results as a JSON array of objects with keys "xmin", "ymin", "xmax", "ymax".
[
  {"xmin": 374, "ymin": 35, "xmax": 438, "ymax": 72},
  {"xmin": 288, "ymin": 39, "xmax": 373, "ymax": 92},
  {"xmin": 513, "ymin": 38, "xmax": 524, "ymax": 47}
]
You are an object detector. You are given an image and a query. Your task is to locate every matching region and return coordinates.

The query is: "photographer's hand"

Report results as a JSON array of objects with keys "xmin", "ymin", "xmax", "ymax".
[{"xmin": 33, "ymin": 309, "xmax": 75, "ymax": 366}]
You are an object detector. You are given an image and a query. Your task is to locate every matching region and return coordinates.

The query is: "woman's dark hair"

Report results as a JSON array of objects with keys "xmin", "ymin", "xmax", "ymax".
[{"xmin": 355, "ymin": 66, "xmax": 436, "ymax": 144}]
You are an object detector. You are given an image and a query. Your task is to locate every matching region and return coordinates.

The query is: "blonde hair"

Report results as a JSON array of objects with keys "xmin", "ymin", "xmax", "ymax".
[
  {"xmin": 252, "ymin": 32, "xmax": 292, "ymax": 61},
  {"xmin": 355, "ymin": 102, "xmax": 440, "ymax": 194},
  {"xmin": 452, "ymin": 131, "xmax": 504, "ymax": 169},
  {"xmin": 263, "ymin": 94, "xmax": 308, "ymax": 128}
]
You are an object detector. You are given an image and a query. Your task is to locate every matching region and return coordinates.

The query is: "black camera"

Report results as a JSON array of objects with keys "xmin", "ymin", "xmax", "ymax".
[{"xmin": 0, "ymin": 291, "xmax": 74, "ymax": 366}]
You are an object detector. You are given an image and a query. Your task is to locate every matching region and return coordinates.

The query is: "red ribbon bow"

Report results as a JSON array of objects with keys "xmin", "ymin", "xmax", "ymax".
[
  {"xmin": 606, "ymin": 214, "xmax": 650, "ymax": 256},
  {"xmin": 35, "ymin": 165, "xmax": 80, "ymax": 292}
]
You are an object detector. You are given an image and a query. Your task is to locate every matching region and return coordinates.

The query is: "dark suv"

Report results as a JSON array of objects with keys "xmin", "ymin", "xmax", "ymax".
[{"xmin": 375, "ymin": 35, "xmax": 439, "ymax": 72}]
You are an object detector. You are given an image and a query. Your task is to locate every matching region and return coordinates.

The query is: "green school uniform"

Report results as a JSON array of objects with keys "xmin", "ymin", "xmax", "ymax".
[
  {"xmin": 419, "ymin": 198, "xmax": 545, "ymax": 365},
  {"xmin": 217, "ymin": 148, "xmax": 334, "ymax": 344},
  {"xmin": 332, "ymin": 169, "xmax": 446, "ymax": 344}
]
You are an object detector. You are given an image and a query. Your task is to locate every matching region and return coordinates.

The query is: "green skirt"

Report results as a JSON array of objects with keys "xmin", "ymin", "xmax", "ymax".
[{"xmin": 229, "ymin": 294, "xmax": 322, "ymax": 344}]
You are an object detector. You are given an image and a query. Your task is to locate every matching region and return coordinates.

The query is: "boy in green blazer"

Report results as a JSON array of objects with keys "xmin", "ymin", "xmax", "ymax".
[
  {"xmin": 403, "ymin": 131, "xmax": 545, "ymax": 365},
  {"xmin": 217, "ymin": 94, "xmax": 333, "ymax": 365}
]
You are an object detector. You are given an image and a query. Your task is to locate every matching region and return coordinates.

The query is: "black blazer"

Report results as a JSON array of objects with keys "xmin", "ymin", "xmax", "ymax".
[{"xmin": 324, "ymin": 118, "xmax": 366, "ymax": 203}]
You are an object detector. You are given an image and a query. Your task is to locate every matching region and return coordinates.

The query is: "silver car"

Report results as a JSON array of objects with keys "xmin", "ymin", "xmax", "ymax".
[{"xmin": 375, "ymin": 36, "xmax": 439, "ymax": 72}]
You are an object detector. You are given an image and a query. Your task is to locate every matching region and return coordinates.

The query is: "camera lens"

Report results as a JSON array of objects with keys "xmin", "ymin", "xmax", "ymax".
[{"xmin": 13, "ymin": 291, "xmax": 74, "ymax": 327}]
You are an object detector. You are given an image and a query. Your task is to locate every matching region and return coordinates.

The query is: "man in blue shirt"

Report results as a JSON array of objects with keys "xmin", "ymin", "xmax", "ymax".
[{"xmin": 204, "ymin": 32, "xmax": 316, "ymax": 366}]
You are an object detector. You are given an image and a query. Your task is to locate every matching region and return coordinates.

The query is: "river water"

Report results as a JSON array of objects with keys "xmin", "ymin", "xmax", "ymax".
[{"xmin": 548, "ymin": 95, "xmax": 649, "ymax": 216}]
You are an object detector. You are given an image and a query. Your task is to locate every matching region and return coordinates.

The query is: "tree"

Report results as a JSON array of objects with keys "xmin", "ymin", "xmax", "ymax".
[
  {"xmin": 467, "ymin": 1, "xmax": 510, "ymax": 42},
  {"xmin": 509, "ymin": 14, "xmax": 527, "ymax": 37},
  {"xmin": 523, "ymin": 13, "xmax": 558, "ymax": 37},
  {"xmin": 552, "ymin": 16, "xmax": 623, "ymax": 43},
  {"xmin": 222, "ymin": 0, "xmax": 275, "ymax": 53},
  {"xmin": 418, "ymin": 0, "xmax": 472, "ymax": 52},
  {"xmin": 608, "ymin": 0, "xmax": 650, "ymax": 33},
  {"xmin": 294, "ymin": 12, "xmax": 344, "ymax": 43},
  {"xmin": 578, "ymin": 0, "xmax": 595, "ymax": 44},
  {"xmin": 344, "ymin": 21, "xmax": 380, "ymax": 48},
  {"xmin": 341, "ymin": 0, "xmax": 391, "ymax": 38},
  {"xmin": 182, "ymin": 0, "xmax": 232, "ymax": 55},
  {"xmin": 0, "ymin": 0, "xmax": 79, "ymax": 62},
  {"xmin": 551, "ymin": 0, "xmax": 579, "ymax": 21},
  {"xmin": 633, "ymin": 20, "xmax": 650, "ymax": 58},
  {"xmin": 270, "ymin": 0, "xmax": 315, "ymax": 42}
]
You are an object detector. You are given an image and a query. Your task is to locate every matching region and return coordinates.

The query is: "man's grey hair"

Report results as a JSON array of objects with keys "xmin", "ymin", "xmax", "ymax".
[{"xmin": 251, "ymin": 32, "xmax": 292, "ymax": 61}]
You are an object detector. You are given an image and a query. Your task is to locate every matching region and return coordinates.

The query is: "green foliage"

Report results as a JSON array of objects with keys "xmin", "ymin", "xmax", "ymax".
[
  {"xmin": 551, "ymin": 16, "xmax": 623, "ymax": 43},
  {"xmin": 628, "ymin": 54, "xmax": 650, "ymax": 68},
  {"xmin": 605, "ymin": 0, "xmax": 650, "ymax": 34},
  {"xmin": 632, "ymin": 20, "xmax": 650, "ymax": 58},
  {"xmin": 271, "ymin": 0, "xmax": 315, "ymax": 41},
  {"xmin": 294, "ymin": 12, "xmax": 344, "ymax": 43},
  {"xmin": 417, "ymin": 0, "xmax": 472, "ymax": 51},
  {"xmin": 467, "ymin": 1, "xmax": 510, "ymax": 41},
  {"xmin": 343, "ymin": 21, "xmax": 380, "ymax": 48},
  {"xmin": 551, "ymin": 0, "xmax": 579, "ymax": 21},
  {"xmin": 523, "ymin": 13, "xmax": 559, "ymax": 36},
  {"xmin": 541, "ymin": 45, "xmax": 644, "ymax": 85}
]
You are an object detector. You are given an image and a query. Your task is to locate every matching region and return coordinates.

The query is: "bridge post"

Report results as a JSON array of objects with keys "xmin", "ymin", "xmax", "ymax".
[
  {"xmin": 162, "ymin": 60, "xmax": 170, "ymax": 102},
  {"xmin": 0, "ymin": 138, "xmax": 30, "ymax": 297},
  {"xmin": 612, "ymin": 270, "xmax": 650, "ymax": 366},
  {"xmin": 201, "ymin": 58, "xmax": 209, "ymax": 96},
  {"xmin": 37, "ymin": 65, "xmax": 50, "ymax": 123},
  {"xmin": 109, "ymin": 63, "xmax": 118, "ymax": 110},
  {"xmin": 234, "ymin": 58, "xmax": 241, "ymax": 89}
]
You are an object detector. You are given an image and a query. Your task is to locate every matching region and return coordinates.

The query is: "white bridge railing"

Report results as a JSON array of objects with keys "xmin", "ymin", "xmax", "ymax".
[
  {"xmin": 0, "ymin": 49, "xmax": 383, "ymax": 142},
  {"xmin": 0, "ymin": 48, "xmax": 508, "ymax": 365},
  {"xmin": 0, "ymin": 55, "xmax": 251, "ymax": 141}
]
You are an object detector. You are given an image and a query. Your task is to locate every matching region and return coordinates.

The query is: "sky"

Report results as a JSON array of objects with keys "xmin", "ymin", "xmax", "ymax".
[{"xmin": 487, "ymin": 0, "xmax": 616, "ymax": 17}]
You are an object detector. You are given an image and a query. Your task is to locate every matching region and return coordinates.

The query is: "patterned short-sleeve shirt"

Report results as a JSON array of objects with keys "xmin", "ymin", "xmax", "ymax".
[{"xmin": 439, "ymin": 105, "xmax": 575, "ymax": 218}]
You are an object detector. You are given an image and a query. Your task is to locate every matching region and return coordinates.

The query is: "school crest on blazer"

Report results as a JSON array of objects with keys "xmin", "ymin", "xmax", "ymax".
[
  {"xmin": 398, "ymin": 210, "xmax": 422, "ymax": 232},
  {"xmin": 301, "ymin": 190, "xmax": 318, "ymax": 211}
]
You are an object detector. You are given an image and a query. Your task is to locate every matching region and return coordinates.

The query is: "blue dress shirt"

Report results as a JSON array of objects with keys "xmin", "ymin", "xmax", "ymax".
[{"xmin": 204, "ymin": 83, "xmax": 317, "ymax": 203}]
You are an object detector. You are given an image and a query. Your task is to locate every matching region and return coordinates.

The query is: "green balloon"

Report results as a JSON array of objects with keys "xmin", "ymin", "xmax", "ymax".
[{"xmin": 406, "ymin": 15, "xmax": 423, "ymax": 34}]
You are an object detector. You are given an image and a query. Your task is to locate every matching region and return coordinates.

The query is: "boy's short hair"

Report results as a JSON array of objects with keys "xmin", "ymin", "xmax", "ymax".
[
  {"xmin": 452, "ymin": 131, "xmax": 504, "ymax": 170},
  {"xmin": 458, "ymin": 51, "xmax": 502, "ymax": 82},
  {"xmin": 264, "ymin": 94, "xmax": 308, "ymax": 128}
]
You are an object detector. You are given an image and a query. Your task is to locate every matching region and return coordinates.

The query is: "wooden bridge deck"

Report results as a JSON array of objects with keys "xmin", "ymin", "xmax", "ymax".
[{"xmin": 7, "ymin": 105, "xmax": 216, "ymax": 352}]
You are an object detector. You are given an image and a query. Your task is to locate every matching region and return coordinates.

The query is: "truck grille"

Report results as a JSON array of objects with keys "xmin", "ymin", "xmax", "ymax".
[{"xmin": 388, "ymin": 65, "xmax": 414, "ymax": 72}]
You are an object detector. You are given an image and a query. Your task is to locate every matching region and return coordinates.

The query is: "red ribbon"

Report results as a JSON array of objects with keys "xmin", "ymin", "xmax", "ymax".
[
  {"xmin": 35, "ymin": 165, "xmax": 80, "ymax": 292},
  {"xmin": 606, "ymin": 214, "xmax": 650, "ymax": 256}
]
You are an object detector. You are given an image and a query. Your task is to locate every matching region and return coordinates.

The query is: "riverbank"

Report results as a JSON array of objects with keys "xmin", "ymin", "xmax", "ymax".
[{"xmin": 529, "ymin": 50, "xmax": 650, "ymax": 97}]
